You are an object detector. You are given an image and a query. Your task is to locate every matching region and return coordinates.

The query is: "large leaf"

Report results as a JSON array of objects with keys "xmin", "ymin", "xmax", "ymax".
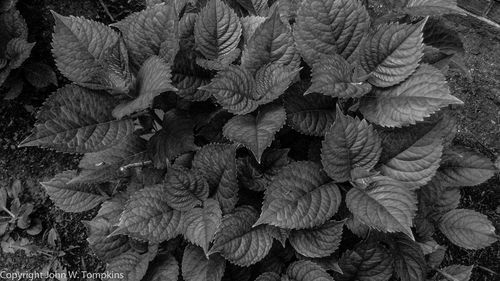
[
  {"xmin": 436, "ymin": 147, "xmax": 496, "ymax": 188},
  {"xmin": 223, "ymin": 105, "xmax": 286, "ymax": 163},
  {"xmin": 194, "ymin": 0, "xmax": 242, "ymax": 60},
  {"xmin": 438, "ymin": 209, "xmax": 497, "ymax": 250},
  {"xmin": 163, "ymin": 168, "xmax": 209, "ymax": 211},
  {"xmin": 306, "ymin": 55, "xmax": 371, "ymax": 98},
  {"xmin": 20, "ymin": 85, "xmax": 134, "ymax": 153},
  {"xmin": 117, "ymin": 186, "xmax": 183, "ymax": 243},
  {"xmin": 285, "ymin": 260, "xmax": 334, "ymax": 281},
  {"xmin": 360, "ymin": 64, "xmax": 463, "ymax": 127},
  {"xmin": 346, "ymin": 176, "xmax": 417, "ymax": 239},
  {"xmin": 403, "ymin": 0, "xmax": 463, "ymax": 17},
  {"xmin": 289, "ymin": 220, "xmax": 344, "ymax": 258},
  {"xmin": 113, "ymin": 56, "xmax": 177, "ymax": 119},
  {"xmin": 112, "ymin": 3, "xmax": 179, "ymax": 68},
  {"xmin": 293, "ymin": 0, "xmax": 370, "ymax": 64},
  {"xmin": 208, "ymin": 206, "xmax": 274, "ymax": 266},
  {"xmin": 321, "ymin": 108, "xmax": 382, "ymax": 182},
  {"xmin": 255, "ymin": 161, "xmax": 341, "ymax": 229},
  {"xmin": 254, "ymin": 63, "xmax": 300, "ymax": 104},
  {"xmin": 390, "ymin": 234, "xmax": 426, "ymax": 281},
  {"xmin": 192, "ymin": 144, "xmax": 238, "ymax": 213},
  {"xmin": 182, "ymin": 244, "xmax": 226, "ymax": 281},
  {"xmin": 360, "ymin": 20, "xmax": 426, "ymax": 87},
  {"xmin": 183, "ymin": 199, "xmax": 222, "ymax": 254},
  {"xmin": 284, "ymin": 91, "xmax": 336, "ymax": 136},
  {"xmin": 337, "ymin": 242, "xmax": 393, "ymax": 281},
  {"xmin": 41, "ymin": 170, "xmax": 108, "ymax": 213}
]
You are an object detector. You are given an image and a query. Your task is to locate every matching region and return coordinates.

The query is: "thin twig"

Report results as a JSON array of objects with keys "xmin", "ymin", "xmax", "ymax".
[
  {"xmin": 476, "ymin": 265, "xmax": 499, "ymax": 276},
  {"xmin": 457, "ymin": 7, "xmax": 500, "ymax": 30},
  {"xmin": 98, "ymin": 0, "xmax": 115, "ymax": 22}
]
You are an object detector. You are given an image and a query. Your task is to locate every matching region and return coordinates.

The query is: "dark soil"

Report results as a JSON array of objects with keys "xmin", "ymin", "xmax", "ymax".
[{"xmin": 0, "ymin": 1, "xmax": 498, "ymax": 281}]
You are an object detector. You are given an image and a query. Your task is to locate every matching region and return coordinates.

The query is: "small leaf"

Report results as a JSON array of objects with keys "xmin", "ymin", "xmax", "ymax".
[
  {"xmin": 338, "ymin": 242, "xmax": 393, "ymax": 281},
  {"xmin": 194, "ymin": 0, "xmax": 242, "ymax": 60},
  {"xmin": 5, "ymin": 37, "xmax": 34, "ymax": 69},
  {"xmin": 163, "ymin": 168, "xmax": 209, "ymax": 211},
  {"xmin": 321, "ymin": 108, "xmax": 382, "ymax": 182},
  {"xmin": 360, "ymin": 20, "xmax": 426, "ymax": 87},
  {"xmin": 438, "ymin": 209, "xmax": 497, "ymax": 250},
  {"xmin": 223, "ymin": 105, "xmax": 286, "ymax": 163},
  {"xmin": 286, "ymin": 260, "xmax": 334, "ymax": 281},
  {"xmin": 182, "ymin": 244, "xmax": 225, "ymax": 281},
  {"xmin": 20, "ymin": 85, "xmax": 134, "ymax": 153},
  {"xmin": 255, "ymin": 161, "xmax": 341, "ymax": 229},
  {"xmin": 289, "ymin": 220, "xmax": 344, "ymax": 258},
  {"xmin": 183, "ymin": 199, "xmax": 222, "ymax": 254},
  {"xmin": 390, "ymin": 234, "xmax": 426, "ymax": 281},
  {"xmin": 438, "ymin": 264, "xmax": 473, "ymax": 281},
  {"xmin": 294, "ymin": 0, "xmax": 370, "ymax": 65},
  {"xmin": 143, "ymin": 254, "xmax": 179, "ymax": 281},
  {"xmin": 41, "ymin": 170, "xmax": 108, "ymax": 213},
  {"xmin": 346, "ymin": 176, "xmax": 417, "ymax": 239},
  {"xmin": 22, "ymin": 62, "xmax": 58, "ymax": 88},
  {"xmin": 360, "ymin": 64, "xmax": 463, "ymax": 127}
]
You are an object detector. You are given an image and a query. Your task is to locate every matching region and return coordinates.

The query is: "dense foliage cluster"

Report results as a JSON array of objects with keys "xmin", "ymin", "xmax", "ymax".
[{"xmin": 20, "ymin": 0, "xmax": 498, "ymax": 280}]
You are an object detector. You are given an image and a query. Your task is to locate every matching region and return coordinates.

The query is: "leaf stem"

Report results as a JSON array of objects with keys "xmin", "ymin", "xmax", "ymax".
[{"xmin": 1, "ymin": 206, "xmax": 16, "ymax": 219}]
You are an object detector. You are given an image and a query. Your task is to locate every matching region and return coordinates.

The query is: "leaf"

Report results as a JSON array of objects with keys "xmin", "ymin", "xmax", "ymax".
[
  {"xmin": 438, "ymin": 209, "xmax": 498, "ymax": 250},
  {"xmin": 112, "ymin": 3, "xmax": 179, "ymax": 68},
  {"xmin": 196, "ymin": 48, "xmax": 241, "ymax": 71},
  {"xmin": 20, "ymin": 85, "xmax": 134, "ymax": 153},
  {"xmin": 289, "ymin": 220, "xmax": 344, "ymax": 258},
  {"xmin": 22, "ymin": 62, "xmax": 58, "ymax": 88},
  {"xmin": 403, "ymin": 0, "xmax": 464, "ymax": 17},
  {"xmin": 321, "ymin": 108, "xmax": 382, "ymax": 182},
  {"xmin": 255, "ymin": 161, "xmax": 341, "ymax": 229},
  {"xmin": 254, "ymin": 63, "xmax": 300, "ymax": 104},
  {"xmin": 172, "ymin": 74, "xmax": 211, "ymax": 101},
  {"xmin": 241, "ymin": 10, "xmax": 299, "ymax": 74},
  {"xmin": 209, "ymin": 206, "xmax": 274, "ymax": 266},
  {"xmin": 390, "ymin": 234, "xmax": 426, "ymax": 281},
  {"xmin": 337, "ymin": 242, "xmax": 393, "ymax": 281},
  {"xmin": 182, "ymin": 244, "xmax": 226, "ymax": 281},
  {"xmin": 360, "ymin": 64, "xmax": 463, "ymax": 127},
  {"xmin": 255, "ymin": 272, "xmax": 280, "ymax": 281},
  {"xmin": 148, "ymin": 110, "xmax": 197, "ymax": 169},
  {"xmin": 163, "ymin": 168, "xmax": 209, "ymax": 211},
  {"xmin": 105, "ymin": 249, "xmax": 156, "ymax": 281},
  {"xmin": 438, "ymin": 265, "xmax": 473, "ymax": 281},
  {"xmin": 183, "ymin": 199, "xmax": 222, "ymax": 254},
  {"xmin": 306, "ymin": 55, "xmax": 372, "ymax": 98},
  {"xmin": 86, "ymin": 216, "xmax": 131, "ymax": 262},
  {"xmin": 113, "ymin": 56, "xmax": 177, "ymax": 119},
  {"xmin": 143, "ymin": 254, "xmax": 179, "ymax": 281},
  {"xmin": 241, "ymin": 15, "xmax": 266, "ymax": 43},
  {"xmin": 436, "ymin": 147, "xmax": 496, "ymax": 188},
  {"xmin": 192, "ymin": 144, "xmax": 238, "ymax": 213},
  {"xmin": 194, "ymin": 0, "xmax": 242, "ymax": 60},
  {"xmin": 346, "ymin": 176, "xmax": 417, "ymax": 239},
  {"xmin": 200, "ymin": 65, "xmax": 259, "ymax": 115},
  {"xmin": 117, "ymin": 186, "xmax": 183, "ymax": 243},
  {"xmin": 223, "ymin": 105, "xmax": 286, "ymax": 163},
  {"xmin": 360, "ymin": 20, "xmax": 426, "ymax": 87},
  {"xmin": 285, "ymin": 260, "xmax": 334, "ymax": 281},
  {"xmin": 5, "ymin": 37, "xmax": 34, "ymax": 69},
  {"xmin": 423, "ymin": 18, "xmax": 464, "ymax": 55},
  {"xmin": 293, "ymin": 0, "xmax": 370, "ymax": 65},
  {"xmin": 284, "ymin": 91, "xmax": 337, "ymax": 136},
  {"xmin": 420, "ymin": 179, "xmax": 461, "ymax": 217},
  {"xmin": 41, "ymin": 170, "xmax": 108, "ymax": 213}
]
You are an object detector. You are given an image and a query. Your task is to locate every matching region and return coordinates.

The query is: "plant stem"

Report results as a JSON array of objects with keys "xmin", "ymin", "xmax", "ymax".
[{"xmin": 1, "ymin": 206, "xmax": 16, "ymax": 219}]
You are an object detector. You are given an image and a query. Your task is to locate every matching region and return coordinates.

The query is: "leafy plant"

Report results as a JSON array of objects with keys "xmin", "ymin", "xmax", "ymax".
[{"xmin": 19, "ymin": 0, "xmax": 498, "ymax": 280}]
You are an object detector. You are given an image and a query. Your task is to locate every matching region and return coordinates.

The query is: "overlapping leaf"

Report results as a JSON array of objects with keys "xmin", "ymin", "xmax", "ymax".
[
  {"xmin": 254, "ymin": 62, "xmax": 300, "ymax": 104},
  {"xmin": 420, "ymin": 179, "xmax": 460, "ymax": 217},
  {"xmin": 106, "ymin": 248, "xmax": 157, "ymax": 281},
  {"xmin": 289, "ymin": 220, "xmax": 344, "ymax": 258},
  {"xmin": 403, "ymin": 0, "xmax": 463, "ymax": 17},
  {"xmin": 183, "ymin": 199, "xmax": 222, "ymax": 254},
  {"xmin": 172, "ymin": 74, "xmax": 211, "ymax": 101},
  {"xmin": 321, "ymin": 108, "xmax": 382, "ymax": 182},
  {"xmin": 285, "ymin": 260, "xmax": 334, "ymax": 281},
  {"xmin": 390, "ymin": 234, "xmax": 426, "ymax": 281},
  {"xmin": 255, "ymin": 272, "xmax": 280, "ymax": 281},
  {"xmin": 182, "ymin": 244, "xmax": 225, "ymax": 281},
  {"xmin": 163, "ymin": 168, "xmax": 209, "ymax": 211},
  {"xmin": 143, "ymin": 254, "xmax": 179, "ymax": 281},
  {"xmin": 438, "ymin": 265, "xmax": 473, "ymax": 281},
  {"xmin": 223, "ymin": 105, "xmax": 286, "ymax": 163},
  {"xmin": 20, "ymin": 85, "xmax": 134, "ymax": 153},
  {"xmin": 255, "ymin": 161, "xmax": 342, "ymax": 229},
  {"xmin": 338, "ymin": 242, "xmax": 393, "ymax": 281},
  {"xmin": 85, "ymin": 216, "xmax": 131, "ymax": 262}
]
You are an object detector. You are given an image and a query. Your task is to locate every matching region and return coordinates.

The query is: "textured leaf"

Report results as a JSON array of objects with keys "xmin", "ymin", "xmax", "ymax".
[
  {"xmin": 41, "ymin": 170, "xmax": 108, "ymax": 213},
  {"xmin": 20, "ymin": 85, "xmax": 134, "ymax": 153},
  {"xmin": 403, "ymin": 0, "xmax": 463, "ymax": 17},
  {"xmin": 321, "ymin": 108, "xmax": 382, "ymax": 182},
  {"xmin": 436, "ymin": 147, "xmax": 496, "ymax": 188},
  {"xmin": 360, "ymin": 64, "xmax": 463, "ymax": 127},
  {"xmin": 338, "ymin": 242, "xmax": 393, "ymax": 281},
  {"xmin": 113, "ymin": 56, "xmax": 176, "ymax": 119},
  {"xmin": 420, "ymin": 179, "xmax": 460, "ymax": 217},
  {"xmin": 438, "ymin": 209, "xmax": 497, "ymax": 250},
  {"xmin": 223, "ymin": 105, "xmax": 286, "ymax": 163},
  {"xmin": 143, "ymin": 254, "xmax": 179, "ymax": 281},
  {"xmin": 306, "ymin": 55, "xmax": 371, "ymax": 98},
  {"xmin": 192, "ymin": 144, "xmax": 238, "ymax": 213},
  {"xmin": 391, "ymin": 234, "xmax": 426, "ymax": 281},
  {"xmin": 183, "ymin": 199, "xmax": 222, "ymax": 254},
  {"xmin": 423, "ymin": 18, "xmax": 464, "ymax": 55},
  {"xmin": 112, "ymin": 3, "xmax": 179, "ymax": 67},
  {"xmin": 255, "ymin": 161, "xmax": 341, "ymax": 229},
  {"xmin": 194, "ymin": 0, "xmax": 242, "ymax": 60},
  {"xmin": 209, "ymin": 206, "xmax": 274, "ymax": 266},
  {"xmin": 360, "ymin": 20, "xmax": 425, "ymax": 87},
  {"xmin": 196, "ymin": 48, "xmax": 241, "ymax": 71},
  {"xmin": 255, "ymin": 272, "xmax": 280, "ymax": 281},
  {"xmin": 5, "ymin": 37, "xmax": 34, "ymax": 69},
  {"xmin": 86, "ymin": 216, "xmax": 131, "ymax": 262},
  {"xmin": 241, "ymin": 11, "xmax": 299, "ymax": 74},
  {"xmin": 438, "ymin": 265, "xmax": 473, "ymax": 281},
  {"xmin": 163, "ymin": 168, "xmax": 209, "ymax": 211},
  {"xmin": 172, "ymin": 74, "xmax": 211, "ymax": 101},
  {"xmin": 346, "ymin": 176, "xmax": 417, "ymax": 239},
  {"xmin": 182, "ymin": 244, "xmax": 225, "ymax": 281},
  {"xmin": 294, "ymin": 0, "xmax": 370, "ymax": 64},
  {"xmin": 117, "ymin": 186, "xmax": 183, "ymax": 243},
  {"xmin": 289, "ymin": 220, "xmax": 344, "ymax": 258},
  {"xmin": 105, "ymin": 249, "xmax": 155, "ymax": 281},
  {"xmin": 240, "ymin": 15, "xmax": 267, "ymax": 43},
  {"xmin": 284, "ymin": 91, "xmax": 336, "ymax": 136},
  {"xmin": 23, "ymin": 62, "xmax": 58, "ymax": 88},
  {"xmin": 200, "ymin": 65, "xmax": 259, "ymax": 115},
  {"xmin": 286, "ymin": 260, "xmax": 334, "ymax": 281},
  {"xmin": 254, "ymin": 63, "xmax": 300, "ymax": 104}
]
